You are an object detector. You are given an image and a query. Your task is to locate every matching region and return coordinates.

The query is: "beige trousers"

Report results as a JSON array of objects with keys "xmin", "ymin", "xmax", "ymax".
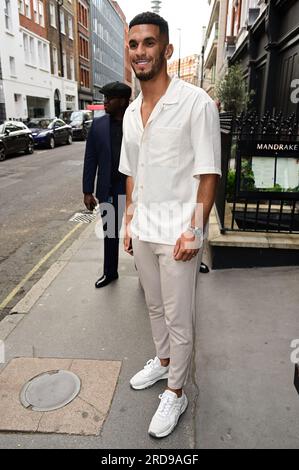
[{"xmin": 132, "ymin": 238, "xmax": 203, "ymax": 389}]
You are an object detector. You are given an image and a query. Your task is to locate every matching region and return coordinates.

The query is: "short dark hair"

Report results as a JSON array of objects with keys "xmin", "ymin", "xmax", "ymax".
[{"xmin": 129, "ymin": 12, "xmax": 169, "ymax": 42}]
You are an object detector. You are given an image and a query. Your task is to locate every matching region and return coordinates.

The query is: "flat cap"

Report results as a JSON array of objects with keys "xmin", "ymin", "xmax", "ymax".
[{"xmin": 99, "ymin": 81, "xmax": 132, "ymax": 99}]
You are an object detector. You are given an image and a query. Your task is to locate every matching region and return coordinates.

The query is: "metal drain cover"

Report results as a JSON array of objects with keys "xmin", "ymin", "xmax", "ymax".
[
  {"xmin": 20, "ymin": 370, "xmax": 81, "ymax": 412},
  {"xmin": 69, "ymin": 211, "xmax": 97, "ymax": 223}
]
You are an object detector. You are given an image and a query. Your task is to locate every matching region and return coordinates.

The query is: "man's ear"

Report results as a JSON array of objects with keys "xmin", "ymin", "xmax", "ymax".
[{"xmin": 165, "ymin": 44, "xmax": 174, "ymax": 60}]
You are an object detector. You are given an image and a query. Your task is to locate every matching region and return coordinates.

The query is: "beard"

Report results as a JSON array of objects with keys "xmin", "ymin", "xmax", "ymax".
[{"xmin": 133, "ymin": 50, "xmax": 165, "ymax": 82}]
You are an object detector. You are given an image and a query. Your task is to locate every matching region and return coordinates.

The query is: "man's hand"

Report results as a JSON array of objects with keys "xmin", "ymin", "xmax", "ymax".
[
  {"xmin": 84, "ymin": 193, "xmax": 97, "ymax": 211},
  {"xmin": 124, "ymin": 221, "xmax": 133, "ymax": 256},
  {"xmin": 124, "ymin": 234, "xmax": 133, "ymax": 256},
  {"xmin": 173, "ymin": 230, "xmax": 201, "ymax": 261}
]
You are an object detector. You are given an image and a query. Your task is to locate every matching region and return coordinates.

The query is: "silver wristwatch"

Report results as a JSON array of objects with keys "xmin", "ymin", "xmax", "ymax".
[{"xmin": 187, "ymin": 226, "xmax": 203, "ymax": 238}]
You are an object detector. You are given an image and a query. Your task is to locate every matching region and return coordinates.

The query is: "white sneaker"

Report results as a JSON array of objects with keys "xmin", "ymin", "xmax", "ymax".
[
  {"xmin": 130, "ymin": 357, "xmax": 169, "ymax": 390},
  {"xmin": 148, "ymin": 390, "xmax": 188, "ymax": 438}
]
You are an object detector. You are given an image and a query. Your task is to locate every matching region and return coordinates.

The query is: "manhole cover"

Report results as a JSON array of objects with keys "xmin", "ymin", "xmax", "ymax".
[
  {"xmin": 20, "ymin": 370, "xmax": 81, "ymax": 412},
  {"xmin": 69, "ymin": 211, "xmax": 97, "ymax": 223}
]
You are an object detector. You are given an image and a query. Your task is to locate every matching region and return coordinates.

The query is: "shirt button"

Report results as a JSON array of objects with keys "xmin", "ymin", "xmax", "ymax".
[{"xmin": 140, "ymin": 185, "xmax": 143, "ymax": 189}]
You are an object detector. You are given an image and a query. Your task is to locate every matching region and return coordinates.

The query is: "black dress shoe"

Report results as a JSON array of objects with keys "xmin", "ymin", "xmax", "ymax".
[
  {"xmin": 199, "ymin": 262, "xmax": 210, "ymax": 274},
  {"xmin": 95, "ymin": 273, "xmax": 119, "ymax": 288}
]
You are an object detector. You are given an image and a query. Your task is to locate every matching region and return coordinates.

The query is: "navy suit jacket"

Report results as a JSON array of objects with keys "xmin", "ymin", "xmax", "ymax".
[{"xmin": 82, "ymin": 114, "xmax": 127, "ymax": 203}]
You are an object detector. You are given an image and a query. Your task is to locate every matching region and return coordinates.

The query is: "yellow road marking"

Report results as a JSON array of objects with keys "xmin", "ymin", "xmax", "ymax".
[{"xmin": 0, "ymin": 223, "xmax": 83, "ymax": 310}]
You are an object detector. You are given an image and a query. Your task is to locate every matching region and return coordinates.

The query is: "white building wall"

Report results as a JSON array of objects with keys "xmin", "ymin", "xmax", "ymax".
[
  {"xmin": 51, "ymin": 76, "xmax": 78, "ymax": 115},
  {"xmin": 0, "ymin": 0, "xmax": 53, "ymax": 119},
  {"xmin": 0, "ymin": 0, "xmax": 78, "ymax": 120}
]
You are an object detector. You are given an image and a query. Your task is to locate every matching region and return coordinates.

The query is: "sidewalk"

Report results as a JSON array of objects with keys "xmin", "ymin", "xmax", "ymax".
[{"xmin": 0, "ymin": 221, "xmax": 298, "ymax": 449}]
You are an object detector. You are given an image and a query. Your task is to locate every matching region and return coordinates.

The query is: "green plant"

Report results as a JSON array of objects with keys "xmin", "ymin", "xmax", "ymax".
[
  {"xmin": 215, "ymin": 64, "xmax": 251, "ymax": 115},
  {"xmin": 240, "ymin": 158, "xmax": 255, "ymax": 191},
  {"xmin": 226, "ymin": 169, "xmax": 236, "ymax": 201},
  {"xmin": 262, "ymin": 183, "xmax": 283, "ymax": 192}
]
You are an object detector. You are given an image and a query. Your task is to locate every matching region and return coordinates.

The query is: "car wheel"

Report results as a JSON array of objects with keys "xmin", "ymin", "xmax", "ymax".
[
  {"xmin": 25, "ymin": 140, "xmax": 34, "ymax": 155},
  {"xmin": 66, "ymin": 134, "xmax": 73, "ymax": 145},
  {"xmin": 0, "ymin": 146, "xmax": 6, "ymax": 162},
  {"xmin": 48, "ymin": 137, "xmax": 55, "ymax": 149}
]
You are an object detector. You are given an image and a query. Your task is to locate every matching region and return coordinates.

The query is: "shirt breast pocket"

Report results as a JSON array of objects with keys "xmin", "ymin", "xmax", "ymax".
[{"xmin": 148, "ymin": 127, "xmax": 181, "ymax": 168}]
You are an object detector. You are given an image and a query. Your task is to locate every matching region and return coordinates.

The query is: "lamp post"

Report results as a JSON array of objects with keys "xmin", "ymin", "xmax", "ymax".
[
  {"xmin": 177, "ymin": 28, "xmax": 181, "ymax": 78},
  {"xmin": 57, "ymin": 0, "xmax": 64, "ymax": 78}
]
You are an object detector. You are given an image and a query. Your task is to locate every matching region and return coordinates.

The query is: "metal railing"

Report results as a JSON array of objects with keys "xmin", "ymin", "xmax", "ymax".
[{"xmin": 216, "ymin": 111, "xmax": 299, "ymax": 234}]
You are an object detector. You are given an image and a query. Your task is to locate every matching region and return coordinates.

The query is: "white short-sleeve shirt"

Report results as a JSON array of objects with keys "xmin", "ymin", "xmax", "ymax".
[{"xmin": 119, "ymin": 77, "xmax": 222, "ymax": 245}]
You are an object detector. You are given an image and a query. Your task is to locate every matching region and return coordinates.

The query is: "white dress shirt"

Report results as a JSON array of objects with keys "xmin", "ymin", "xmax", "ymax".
[{"xmin": 119, "ymin": 78, "xmax": 222, "ymax": 245}]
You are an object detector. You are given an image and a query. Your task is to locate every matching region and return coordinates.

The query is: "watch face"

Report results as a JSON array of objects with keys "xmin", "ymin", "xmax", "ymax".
[{"xmin": 188, "ymin": 226, "xmax": 202, "ymax": 237}]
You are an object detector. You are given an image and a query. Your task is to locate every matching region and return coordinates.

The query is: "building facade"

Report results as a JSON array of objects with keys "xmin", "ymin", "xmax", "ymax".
[
  {"xmin": 168, "ymin": 54, "xmax": 200, "ymax": 86},
  {"xmin": 227, "ymin": 0, "xmax": 299, "ymax": 117},
  {"xmin": 0, "ymin": 50, "xmax": 7, "ymax": 121},
  {"xmin": 91, "ymin": 0, "xmax": 125, "ymax": 102},
  {"xmin": 1, "ymin": 0, "xmax": 52, "ymax": 120},
  {"xmin": 203, "ymin": 0, "xmax": 229, "ymax": 97},
  {"xmin": 112, "ymin": 1, "xmax": 132, "ymax": 88},
  {"xmin": 75, "ymin": 0, "xmax": 93, "ymax": 109},
  {"xmin": 46, "ymin": 0, "xmax": 78, "ymax": 116}
]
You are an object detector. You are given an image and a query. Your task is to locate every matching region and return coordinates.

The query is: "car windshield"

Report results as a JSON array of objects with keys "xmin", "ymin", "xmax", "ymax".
[
  {"xmin": 28, "ymin": 119, "xmax": 52, "ymax": 129},
  {"xmin": 70, "ymin": 112, "xmax": 83, "ymax": 122}
]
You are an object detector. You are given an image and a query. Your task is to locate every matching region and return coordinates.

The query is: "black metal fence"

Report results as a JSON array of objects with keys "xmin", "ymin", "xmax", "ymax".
[{"xmin": 216, "ymin": 111, "xmax": 299, "ymax": 234}]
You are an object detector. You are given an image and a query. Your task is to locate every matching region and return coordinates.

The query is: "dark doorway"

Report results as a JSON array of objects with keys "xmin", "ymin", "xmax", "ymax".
[{"xmin": 54, "ymin": 89, "xmax": 61, "ymax": 118}]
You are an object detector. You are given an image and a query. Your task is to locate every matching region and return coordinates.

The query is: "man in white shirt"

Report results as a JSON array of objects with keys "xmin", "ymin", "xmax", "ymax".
[{"xmin": 119, "ymin": 12, "xmax": 221, "ymax": 438}]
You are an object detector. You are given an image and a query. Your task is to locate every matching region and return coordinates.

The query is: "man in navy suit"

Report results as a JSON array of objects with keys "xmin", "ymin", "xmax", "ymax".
[{"xmin": 83, "ymin": 82, "xmax": 132, "ymax": 288}]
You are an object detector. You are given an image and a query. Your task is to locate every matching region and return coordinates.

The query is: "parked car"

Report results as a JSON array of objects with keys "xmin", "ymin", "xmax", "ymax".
[
  {"xmin": 69, "ymin": 110, "xmax": 93, "ymax": 140},
  {"xmin": 0, "ymin": 120, "xmax": 34, "ymax": 162},
  {"xmin": 27, "ymin": 118, "xmax": 73, "ymax": 148},
  {"xmin": 59, "ymin": 110, "xmax": 73, "ymax": 124}
]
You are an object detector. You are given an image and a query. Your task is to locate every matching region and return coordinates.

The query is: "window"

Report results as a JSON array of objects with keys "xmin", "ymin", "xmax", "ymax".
[
  {"xmin": 9, "ymin": 57, "xmax": 16, "ymax": 76},
  {"xmin": 18, "ymin": 0, "xmax": 25, "ymax": 15},
  {"xmin": 5, "ymin": 123, "xmax": 19, "ymax": 133},
  {"xmin": 52, "ymin": 46, "xmax": 58, "ymax": 75},
  {"xmin": 23, "ymin": 33, "xmax": 29, "ymax": 63},
  {"xmin": 70, "ymin": 56, "xmax": 75, "ymax": 80},
  {"xmin": 15, "ymin": 122, "xmax": 27, "ymax": 130},
  {"xmin": 50, "ymin": 2, "xmax": 56, "ymax": 27},
  {"xmin": 68, "ymin": 16, "xmax": 73, "ymax": 39},
  {"xmin": 33, "ymin": 0, "xmax": 38, "ymax": 23},
  {"xmin": 78, "ymin": 3, "xmax": 88, "ymax": 28},
  {"xmin": 38, "ymin": 40, "xmax": 42, "ymax": 65},
  {"xmin": 62, "ymin": 50, "xmax": 67, "ymax": 77},
  {"xmin": 5, "ymin": 0, "xmax": 12, "ymax": 31},
  {"xmin": 43, "ymin": 44, "xmax": 48, "ymax": 70},
  {"xmin": 38, "ymin": 1, "xmax": 45, "ymax": 27},
  {"xmin": 60, "ymin": 10, "xmax": 65, "ymax": 34},
  {"xmin": 25, "ymin": 0, "xmax": 31, "ymax": 18},
  {"xmin": 80, "ymin": 67, "xmax": 89, "ymax": 89},
  {"xmin": 79, "ymin": 35, "xmax": 89, "ymax": 59},
  {"xmin": 29, "ymin": 37, "xmax": 36, "ymax": 66}
]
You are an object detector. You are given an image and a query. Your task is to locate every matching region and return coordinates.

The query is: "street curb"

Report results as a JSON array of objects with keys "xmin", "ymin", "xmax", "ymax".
[{"xmin": 0, "ymin": 222, "xmax": 96, "ymax": 342}]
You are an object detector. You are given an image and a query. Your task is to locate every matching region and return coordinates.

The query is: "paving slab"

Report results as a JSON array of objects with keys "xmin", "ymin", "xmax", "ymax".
[{"xmin": 0, "ymin": 357, "xmax": 121, "ymax": 436}]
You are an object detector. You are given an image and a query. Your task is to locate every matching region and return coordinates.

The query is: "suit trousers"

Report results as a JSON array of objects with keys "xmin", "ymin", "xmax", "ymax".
[
  {"xmin": 100, "ymin": 194, "xmax": 125, "ymax": 277},
  {"xmin": 132, "ymin": 237, "xmax": 203, "ymax": 389}
]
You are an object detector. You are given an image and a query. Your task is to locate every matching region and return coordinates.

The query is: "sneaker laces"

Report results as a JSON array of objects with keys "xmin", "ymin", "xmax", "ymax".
[
  {"xmin": 144, "ymin": 358, "xmax": 155, "ymax": 370},
  {"xmin": 157, "ymin": 392, "xmax": 176, "ymax": 417}
]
